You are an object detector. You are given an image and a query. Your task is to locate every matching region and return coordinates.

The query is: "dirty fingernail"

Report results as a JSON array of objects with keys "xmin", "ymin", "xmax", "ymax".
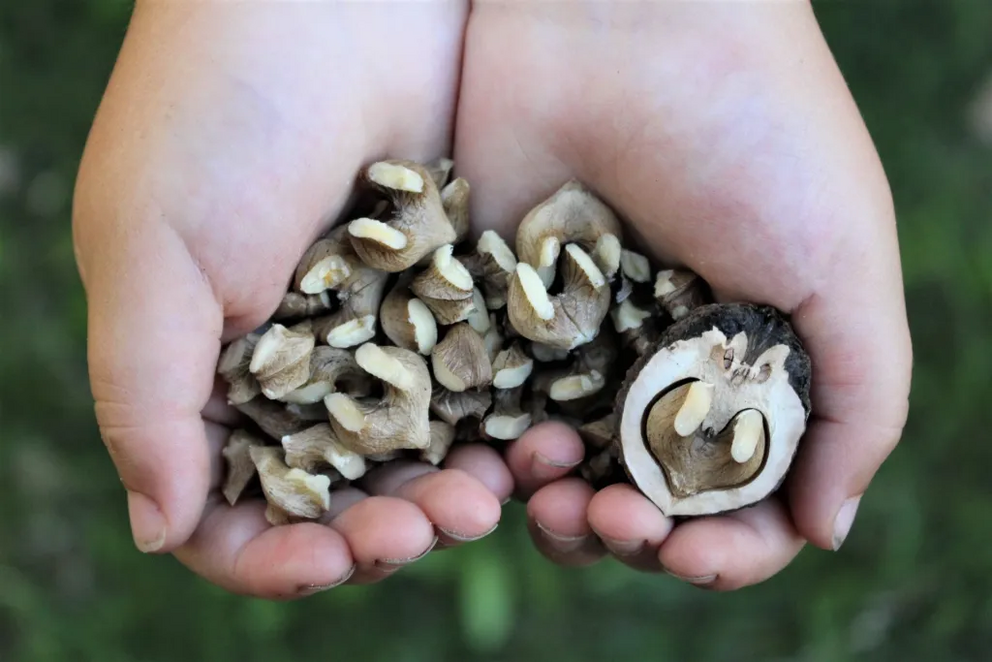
[
  {"xmin": 832, "ymin": 495, "xmax": 862, "ymax": 551},
  {"xmin": 374, "ymin": 536, "xmax": 438, "ymax": 571},
  {"xmin": 531, "ymin": 451, "xmax": 581, "ymax": 480},
  {"xmin": 127, "ymin": 490, "xmax": 167, "ymax": 553},
  {"xmin": 535, "ymin": 521, "xmax": 589, "ymax": 553},
  {"xmin": 602, "ymin": 537, "xmax": 646, "ymax": 557},
  {"xmin": 299, "ymin": 565, "xmax": 356, "ymax": 595},
  {"xmin": 437, "ymin": 522, "xmax": 498, "ymax": 544},
  {"xmin": 664, "ymin": 569, "xmax": 717, "ymax": 585}
]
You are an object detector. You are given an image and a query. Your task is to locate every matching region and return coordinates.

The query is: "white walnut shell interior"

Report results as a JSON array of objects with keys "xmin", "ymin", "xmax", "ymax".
[{"xmin": 619, "ymin": 327, "xmax": 806, "ymax": 516}]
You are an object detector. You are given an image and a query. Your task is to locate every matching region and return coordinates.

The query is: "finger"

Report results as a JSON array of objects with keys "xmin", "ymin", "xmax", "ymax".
[
  {"xmin": 658, "ymin": 498, "xmax": 805, "ymax": 591},
  {"xmin": 363, "ymin": 462, "xmax": 502, "ymax": 548},
  {"xmin": 506, "ymin": 421, "xmax": 585, "ymax": 499},
  {"xmin": 203, "ymin": 376, "xmax": 241, "ymax": 427},
  {"xmin": 587, "ymin": 484, "xmax": 674, "ymax": 572},
  {"xmin": 443, "ymin": 443, "xmax": 515, "ymax": 504},
  {"xmin": 204, "ymin": 421, "xmax": 229, "ymax": 492},
  {"xmin": 786, "ymin": 283, "xmax": 911, "ymax": 551},
  {"xmin": 320, "ymin": 486, "xmax": 369, "ymax": 521},
  {"xmin": 526, "ymin": 478, "xmax": 605, "ymax": 566},
  {"xmin": 79, "ymin": 216, "xmax": 224, "ymax": 555},
  {"xmin": 174, "ymin": 497, "xmax": 354, "ymax": 600},
  {"xmin": 325, "ymin": 495, "xmax": 436, "ymax": 584}
]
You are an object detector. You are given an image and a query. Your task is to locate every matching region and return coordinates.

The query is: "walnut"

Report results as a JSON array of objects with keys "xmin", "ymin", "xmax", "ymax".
[{"xmin": 213, "ymin": 158, "xmax": 813, "ymax": 532}]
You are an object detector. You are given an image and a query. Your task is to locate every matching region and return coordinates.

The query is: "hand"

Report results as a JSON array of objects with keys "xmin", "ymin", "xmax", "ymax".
[
  {"xmin": 73, "ymin": 1, "xmax": 508, "ymax": 599},
  {"xmin": 453, "ymin": 1, "xmax": 912, "ymax": 588}
]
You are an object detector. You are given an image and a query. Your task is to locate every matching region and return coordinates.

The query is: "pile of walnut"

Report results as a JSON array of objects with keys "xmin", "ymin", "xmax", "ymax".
[{"xmin": 218, "ymin": 158, "xmax": 812, "ymax": 525}]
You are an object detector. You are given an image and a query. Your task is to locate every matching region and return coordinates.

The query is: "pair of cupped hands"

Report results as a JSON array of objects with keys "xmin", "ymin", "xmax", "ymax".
[{"xmin": 73, "ymin": 1, "xmax": 911, "ymax": 598}]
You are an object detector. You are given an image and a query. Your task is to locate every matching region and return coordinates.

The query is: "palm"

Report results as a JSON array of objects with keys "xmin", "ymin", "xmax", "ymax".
[
  {"xmin": 452, "ymin": 2, "xmax": 910, "ymax": 585},
  {"xmin": 457, "ymin": 4, "xmax": 850, "ymax": 302}
]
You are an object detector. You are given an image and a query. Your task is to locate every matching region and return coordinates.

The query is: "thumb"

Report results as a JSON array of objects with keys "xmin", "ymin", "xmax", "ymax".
[{"xmin": 82, "ymin": 217, "xmax": 222, "ymax": 554}]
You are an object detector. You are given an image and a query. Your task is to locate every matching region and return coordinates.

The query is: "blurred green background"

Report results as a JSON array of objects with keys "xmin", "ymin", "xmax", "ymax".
[{"xmin": 2, "ymin": 1, "xmax": 990, "ymax": 661}]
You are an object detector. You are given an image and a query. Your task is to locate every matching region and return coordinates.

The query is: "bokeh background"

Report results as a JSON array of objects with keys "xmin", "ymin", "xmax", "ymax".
[{"xmin": 2, "ymin": 1, "xmax": 991, "ymax": 661}]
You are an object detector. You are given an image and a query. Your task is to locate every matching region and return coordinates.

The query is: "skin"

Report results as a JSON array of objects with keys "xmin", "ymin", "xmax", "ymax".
[{"xmin": 74, "ymin": 1, "xmax": 911, "ymax": 597}]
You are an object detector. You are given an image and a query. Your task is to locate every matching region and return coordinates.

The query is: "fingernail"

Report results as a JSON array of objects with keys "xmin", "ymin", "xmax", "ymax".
[
  {"xmin": 127, "ymin": 490, "xmax": 167, "ymax": 553},
  {"xmin": 832, "ymin": 495, "xmax": 862, "ymax": 551},
  {"xmin": 437, "ymin": 522, "xmax": 498, "ymax": 544},
  {"xmin": 299, "ymin": 565, "xmax": 355, "ymax": 595},
  {"xmin": 535, "ymin": 521, "xmax": 589, "ymax": 554},
  {"xmin": 500, "ymin": 496, "xmax": 512, "ymax": 506},
  {"xmin": 602, "ymin": 537, "xmax": 646, "ymax": 557},
  {"xmin": 532, "ymin": 451, "xmax": 581, "ymax": 480},
  {"xmin": 374, "ymin": 535, "xmax": 438, "ymax": 571},
  {"xmin": 664, "ymin": 569, "xmax": 718, "ymax": 586}
]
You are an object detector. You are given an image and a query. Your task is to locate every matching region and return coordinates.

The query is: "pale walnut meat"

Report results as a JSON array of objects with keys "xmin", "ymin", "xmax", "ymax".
[
  {"xmin": 465, "ymin": 288, "xmax": 492, "ymax": 335},
  {"xmin": 425, "ymin": 157, "xmax": 472, "ymax": 242},
  {"xmin": 365, "ymin": 450, "xmax": 403, "ymax": 464},
  {"xmin": 293, "ymin": 225, "xmax": 357, "ymax": 295},
  {"xmin": 379, "ymin": 277, "xmax": 439, "ymax": 355},
  {"xmin": 431, "ymin": 322, "xmax": 493, "ymax": 392},
  {"xmin": 619, "ymin": 250, "xmax": 652, "ymax": 284},
  {"xmin": 440, "ymin": 177, "xmax": 471, "ymax": 242},
  {"xmin": 410, "ymin": 244, "xmax": 476, "ymax": 325},
  {"xmin": 506, "ymin": 243, "xmax": 611, "ymax": 350},
  {"xmin": 284, "ymin": 402, "xmax": 330, "ymax": 423},
  {"xmin": 248, "ymin": 322, "xmax": 315, "ymax": 400},
  {"xmin": 481, "ymin": 386, "xmax": 533, "ymax": 441},
  {"xmin": 430, "ymin": 387, "xmax": 492, "ymax": 426},
  {"xmin": 281, "ymin": 423, "xmax": 368, "ymax": 480},
  {"xmin": 324, "ymin": 343, "xmax": 432, "ymax": 455},
  {"xmin": 220, "ymin": 429, "xmax": 265, "ymax": 505},
  {"xmin": 217, "ymin": 333, "xmax": 261, "ymax": 405},
  {"xmin": 460, "ymin": 230, "xmax": 518, "ymax": 311},
  {"xmin": 292, "ymin": 222, "xmax": 389, "ymax": 348},
  {"xmin": 249, "ymin": 446, "xmax": 331, "ymax": 520},
  {"xmin": 421, "ymin": 420, "xmax": 457, "ymax": 465},
  {"xmin": 346, "ymin": 160, "xmax": 457, "ymax": 272},
  {"xmin": 491, "ymin": 342, "xmax": 533, "ymax": 389},
  {"xmin": 277, "ymin": 346, "xmax": 373, "ymax": 405},
  {"xmin": 215, "ymin": 159, "xmax": 817, "ymax": 528},
  {"xmin": 610, "ymin": 298, "xmax": 661, "ymax": 357},
  {"xmin": 425, "ymin": 156, "xmax": 455, "ymax": 190},
  {"xmin": 480, "ymin": 312, "xmax": 505, "ymax": 362},
  {"xmin": 616, "ymin": 303, "xmax": 811, "ymax": 517},
  {"xmin": 273, "ymin": 291, "xmax": 334, "ymax": 321},
  {"xmin": 529, "ymin": 342, "xmax": 570, "ymax": 363},
  {"xmin": 654, "ymin": 268, "xmax": 711, "ymax": 321},
  {"xmin": 234, "ymin": 398, "xmax": 312, "ymax": 439},
  {"xmin": 544, "ymin": 330, "xmax": 617, "ymax": 402},
  {"xmin": 514, "ymin": 180, "xmax": 623, "ymax": 287},
  {"xmin": 311, "ymin": 264, "xmax": 389, "ymax": 349}
]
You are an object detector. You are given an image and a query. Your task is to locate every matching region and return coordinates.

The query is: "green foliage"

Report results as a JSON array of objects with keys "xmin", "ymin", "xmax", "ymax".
[{"xmin": 1, "ymin": 1, "xmax": 990, "ymax": 661}]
